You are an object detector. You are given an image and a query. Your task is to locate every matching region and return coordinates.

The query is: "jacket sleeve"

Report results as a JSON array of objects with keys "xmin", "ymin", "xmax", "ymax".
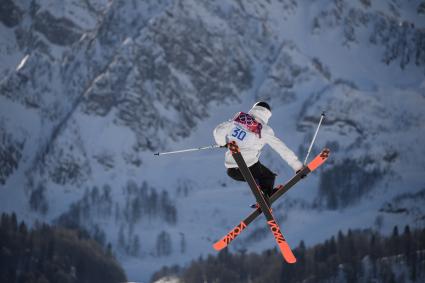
[
  {"xmin": 264, "ymin": 128, "xmax": 303, "ymax": 171},
  {"xmin": 213, "ymin": 121, "xmax": 233, "ymax": 146}
]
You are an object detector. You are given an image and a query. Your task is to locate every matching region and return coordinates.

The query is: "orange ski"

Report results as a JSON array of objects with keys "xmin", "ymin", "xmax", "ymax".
[
  {"xmin": 213, "ymin": 148, "xmax": 330, "ymax": 254},
  {"xmin": 224, "ymin": 141, "xmax": 298, "ymax": 263}
]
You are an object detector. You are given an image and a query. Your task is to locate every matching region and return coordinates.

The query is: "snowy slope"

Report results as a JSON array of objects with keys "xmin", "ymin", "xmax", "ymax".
[{"xmin": 1, "ymin": 0, "xmax": 425, "ymax": 282}]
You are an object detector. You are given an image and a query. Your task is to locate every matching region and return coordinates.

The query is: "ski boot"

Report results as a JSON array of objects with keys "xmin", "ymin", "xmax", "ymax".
[{"xmin": 250, "ymin": 190, "xmax": 272, "ymax": 210}]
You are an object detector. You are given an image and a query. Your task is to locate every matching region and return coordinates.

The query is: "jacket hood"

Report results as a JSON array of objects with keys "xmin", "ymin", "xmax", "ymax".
[{"xmin": 248, "ymin": 105, "xmax": 272, "ymax": 124}]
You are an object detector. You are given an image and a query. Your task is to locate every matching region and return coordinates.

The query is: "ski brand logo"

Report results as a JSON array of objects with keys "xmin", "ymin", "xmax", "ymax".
[
  {"xmin": 267, "ymin": 220, "xmax": 285, "ymax": 244},
  {"xmin": 320, "ymin": 148, "xmax": 330, "ymax": 159},
  {"xmin": 224, "ymin": 221, "xmax": 247, "ymax": 244}
]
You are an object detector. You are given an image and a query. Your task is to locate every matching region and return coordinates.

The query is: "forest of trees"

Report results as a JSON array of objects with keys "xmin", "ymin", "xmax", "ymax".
[
  {"xmin": 318, "ymin": 158, "xmax": 382, "ymax": 209},
  {"xmin": 0, "ymin": 212, "xmax": 126, "ymax": 283},
  {"xmin": 55, "ymin": 180, "xmax": 178, "ymax": 257},
  {"xmin": 151, "ymin": 226, "xmax": 425, "ymax": 283},
  {"xmin": 56, "ymin": 181, "xmax": 178, "ymax": 230}
]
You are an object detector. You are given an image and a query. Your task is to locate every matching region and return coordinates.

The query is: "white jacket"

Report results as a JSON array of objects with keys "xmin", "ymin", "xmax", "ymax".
[{"xmin": 213, "ymin": 105, "xmax": 303, "ymax": 171}]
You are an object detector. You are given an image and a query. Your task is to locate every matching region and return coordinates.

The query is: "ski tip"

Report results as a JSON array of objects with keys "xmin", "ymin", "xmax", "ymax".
[
  {"xmin": 213, "ymin": 240, "xmax": 227, "ymax": 251},
  {"xmin": 307, "ymin": 148, "xmax": 331, "ymax": 171},
  {"xmin": 278, "ymin": 242, "xmax": 297, "ymax": 264},
  {"xmin": 285, "ymin": 254, "xmax": 297, "ymax": 264}
]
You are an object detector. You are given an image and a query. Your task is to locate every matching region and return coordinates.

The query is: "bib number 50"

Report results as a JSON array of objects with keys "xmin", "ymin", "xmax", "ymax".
[{"xmin": 232, "ymin": 128, "xmax": 247, "ymax": 141}]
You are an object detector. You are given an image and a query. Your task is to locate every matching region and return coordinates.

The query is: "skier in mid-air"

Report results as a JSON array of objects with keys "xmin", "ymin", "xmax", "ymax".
[
  {"xmin": 213, "ymin": 101, "xmax": 304, "ymax": 200},
  {"xmin": 153, "ymin": 101, "xmax": 328, "ymax": 260}
]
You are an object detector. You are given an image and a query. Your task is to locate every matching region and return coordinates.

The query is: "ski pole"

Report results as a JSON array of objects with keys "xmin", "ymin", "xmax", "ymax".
[
  {"xmin": 303, "ymin": 112, "xmax": 325, "ymax": 165},
  {"xmin": 154, "ymin": 144, "xmax": 226, "ymax": 156}
]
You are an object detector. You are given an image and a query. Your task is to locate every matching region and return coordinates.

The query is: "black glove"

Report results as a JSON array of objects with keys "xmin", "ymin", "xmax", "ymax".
[{"xmin": 296, "ymin": 167, "xmax": 307, "ymax": 179}]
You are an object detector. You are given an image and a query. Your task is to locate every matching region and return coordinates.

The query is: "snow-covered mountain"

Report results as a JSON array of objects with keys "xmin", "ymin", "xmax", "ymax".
[{"xmin": 1, "ymin": 0, "xmax": 425, "ymax": 281}]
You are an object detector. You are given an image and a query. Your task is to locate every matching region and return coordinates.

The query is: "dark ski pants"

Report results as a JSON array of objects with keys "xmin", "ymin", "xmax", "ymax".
[{"xmin": 227, "ymin": 162, "xmax": 276, "ymax": 196}]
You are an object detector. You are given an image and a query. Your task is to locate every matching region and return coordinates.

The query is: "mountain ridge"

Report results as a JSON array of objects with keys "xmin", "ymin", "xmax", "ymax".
[{"xmin": 1, "ymin": 0, "xmax": 425, "ymax": 281}]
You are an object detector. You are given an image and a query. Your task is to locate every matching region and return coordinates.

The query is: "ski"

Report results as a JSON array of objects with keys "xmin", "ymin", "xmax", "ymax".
[
  {"xmin": 213, "ymin": 147, "xmax": 330, "ymax": 253},
  {"xmin": 225, "ymin": 141, "xmax": 297, "ymax": 263}
]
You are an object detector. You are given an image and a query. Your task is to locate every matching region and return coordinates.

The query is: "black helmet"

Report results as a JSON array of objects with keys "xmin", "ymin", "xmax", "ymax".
[{"xmin": 253, "ymin": 101, "xmax": 271, "ymax": 112}]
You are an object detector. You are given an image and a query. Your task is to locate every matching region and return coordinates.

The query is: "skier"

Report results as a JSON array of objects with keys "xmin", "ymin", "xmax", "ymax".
[{"xmin": 213, "ymin": 101, "xmax": 304, "ymax": 200}]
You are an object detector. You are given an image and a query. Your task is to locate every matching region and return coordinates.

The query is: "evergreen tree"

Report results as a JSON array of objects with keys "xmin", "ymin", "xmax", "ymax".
[
  {"xmin": 29, "ymin": 184, "xmax": 49, "ymax": 214},
  {"xmin": 156, "ymin": 231, "xmax": 172, "ymax": 257},
  {"xmin": 180, "ymin": 232, "xmax": 186, "ymax": 254},
  {"xmin": 118, "ymin": 225, "xmax": 126, "ymax": 251},
  {"xmin": 390, "ymin": 225, "xmax": 400, "ymax": 255},
  {"xmin": 131, "ymin": 234, "xmax": 140, "ymax": 257}
]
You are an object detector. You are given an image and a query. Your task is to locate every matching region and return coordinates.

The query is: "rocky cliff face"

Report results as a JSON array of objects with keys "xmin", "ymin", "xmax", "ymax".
[{"xmin": 1, "ymin": 0, "xmax": 424, "ymax": 281}]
